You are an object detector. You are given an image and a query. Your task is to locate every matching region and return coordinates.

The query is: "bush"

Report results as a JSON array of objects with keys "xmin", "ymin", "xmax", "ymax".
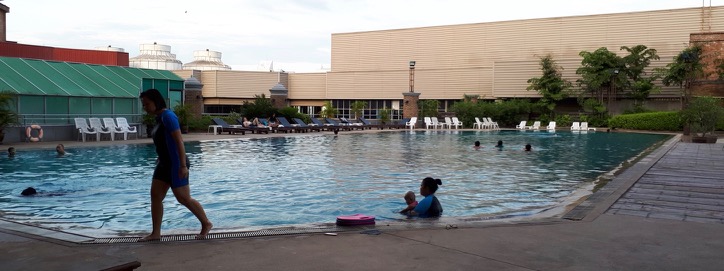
[
  {"xmin": 451, "ymin": 99, "xmax": 536, "ymax": 128},
  {"xmin": 278, "ymin": 107, "xmax": 311, "ymax": 123},
  {"xmin": 188, "ymin": 115, "xmax": 213, "ymax": 132},
  {"xmin": 608, "ymin": 111, "xmax": 682, "ymax": 131},
  {"xmin": 555, "ymin": 114, "xmax": 572, "ymax": 127}
]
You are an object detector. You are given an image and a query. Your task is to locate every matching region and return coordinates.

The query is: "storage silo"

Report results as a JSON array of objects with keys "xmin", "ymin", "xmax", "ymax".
[
  {"xmin": 94, "ymin": 45, "xmax": 125, "ymax": 52},
  {"xmin": 183, "ymin": 49, "xmax": 231, "ymax": 70},
  {"xmin": 129, "ymin": 42, "xmax": 183, "ymax": 70}
]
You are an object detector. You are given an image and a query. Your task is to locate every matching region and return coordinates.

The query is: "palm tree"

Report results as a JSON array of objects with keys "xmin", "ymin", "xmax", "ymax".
[
  {"xmin": 0, "ymin": 91, "xmax": 19, "ymax": 143},
  {"xmin": 318, "ymin": 101, "xmax": 338, "ymax": 119},
  {"xmin": 350, "ymin": 101, "xmax": 367, "ymax": 119}
]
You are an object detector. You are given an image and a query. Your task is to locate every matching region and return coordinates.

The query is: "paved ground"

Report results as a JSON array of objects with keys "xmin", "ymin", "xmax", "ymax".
[{"xmin": 2, "ymin": 132, "xmax": 724, "ymax": 270}]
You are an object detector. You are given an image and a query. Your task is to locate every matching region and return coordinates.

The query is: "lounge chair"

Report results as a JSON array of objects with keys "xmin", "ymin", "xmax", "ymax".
[
  {"xmin": 102, "ymin": 118, "xmax": 123, "ymax": 141},
  {"xmin": 294, "ymin": 118, "xmax": 322, "ymax": 132},
  {"xmin": 406, "ymin": 117, "xmax": 417, "ymax": 129},
  {"xmin": 473, "ymin": 117, "xmax": 485, "ymax": 129},
  {"xmin": 211, "ymin": 118, "xmax": 247, "ymax": 135},
  {"xmin": 393, "ymin": 118, "xmax": 410, "ymax": 129},
  {"xmin": 451, "ymin": 117, "xmax": 463, "ymax": 129},
  {"xmin": 115, "ymin": 117, "xmax": 138, "ymax": 140},
  {"xmin": 340, "ymin": 117, "xmax": 365, "ymax": 130},
  {"xmin": 546, "ymin": 121, "xmax": 556, "ymax": 131},
  {"xmin": 516, "ymin": 121, "xmax": 527, "ymax": 130},
  {"xmin": 358, "ymin": 117, "xmax": 381, "ymax": 129},
  {"xmin": 443, "ymin": 117, "xmax": 454, "ymax": 129},
  {"xmin": 311, "ymin": 118, "xmax": 341, "ymax": 132},
  {"xmin": 431, "ymin": 117, "xmax": 444, "ymax": 129},
  {"xmin": 235, "ymin": 118, "xmax": 270, "ymax": 134},
  {"xmin": 89, "ymin": 117, "xmax": 112, "ymax": 141},
  {"xmin": 486, "ymin": 118, "xmax": 500, "ymax": 130},
  {"xmin": 571, "ymin": 122, "xmax": 581, "ymax": 131},
  {"xmin": 528, "ymin": 121, "xmax": 541, "ymax": 130},
  {"xmin": 277, "ymin": 117, "xmax": 305, "ymax": 133},
  {"xmin": 580, "ymin": 122, "xmax": 596, "ymax": 131},
  {"xmin": 74, "ymin": 118, "xmax": 99, "ymax": 142}
]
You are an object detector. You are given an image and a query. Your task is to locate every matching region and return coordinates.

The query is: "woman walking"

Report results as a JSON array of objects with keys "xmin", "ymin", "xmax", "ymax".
[{"xmin": 139, "ymin": 89, "xmax": 212, "ymax": 241}]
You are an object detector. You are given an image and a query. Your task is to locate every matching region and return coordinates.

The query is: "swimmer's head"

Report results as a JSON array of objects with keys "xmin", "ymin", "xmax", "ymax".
[
  {"xmin": 474, "ymin": 141, "xmax": 480, "ymax": 147},
  {"xmin": 420, "ymin": 177, "xmax": 442, "ymax": 196},
  {"xmin": 524, "ymin": 144, "xmax": 532, "ymax": 151},
  {"xmin": 496, "ymin": 140, "xmax": 503, "ymax": 147},
  {"xmin": 21, "ymin": 187, "xmax": 37, "ymax": 196},
  {"xmin": 56, "ymin": 144, "xmax": 65, "ymax": 155},
  {"xmin": 8, "ymin": 147, "xmax": 16, "ymax": 157},
  {"xmin": 404, "ymin": 191, "xmax": 416, "ymax": 204}
]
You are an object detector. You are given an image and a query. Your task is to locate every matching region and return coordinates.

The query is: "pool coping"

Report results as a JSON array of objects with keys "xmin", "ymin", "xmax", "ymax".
[{"xmin": 0, "ymin": 129, "xmax": 681, "ymax": 245}]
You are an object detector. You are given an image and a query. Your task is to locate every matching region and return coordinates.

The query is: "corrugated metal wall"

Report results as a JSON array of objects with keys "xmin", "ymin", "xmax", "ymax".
[
  {"xmin": 200, "ymin": 70, "xmax": 284, "ymax": 98},
  {"xmin": 288, "ymin": 73, "xmax": 326, "ymax": 100},
  {"xmin": 328, "ymin": 6, "xmax": 724, "ymax": 99}
]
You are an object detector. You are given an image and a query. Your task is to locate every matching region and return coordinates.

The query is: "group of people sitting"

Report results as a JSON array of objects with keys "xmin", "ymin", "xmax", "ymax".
[
  {"xmin": 239, "ymin": 115, "xmax": 280, "ymax": 129},
  {"xmin": 473, "ymin": 140, "xmax": 532, "ymax": 151}
]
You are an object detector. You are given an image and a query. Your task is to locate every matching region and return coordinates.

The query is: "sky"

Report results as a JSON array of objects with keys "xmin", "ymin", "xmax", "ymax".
[{"xmin": 2, "ymin": 0, "xmax": 721, "ymax": 72}]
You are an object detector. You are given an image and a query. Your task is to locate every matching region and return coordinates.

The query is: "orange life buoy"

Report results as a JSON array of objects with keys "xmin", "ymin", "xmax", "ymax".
[{"xmin": 26, "ymin": 125, "xmax": 43, "ymax": 142}]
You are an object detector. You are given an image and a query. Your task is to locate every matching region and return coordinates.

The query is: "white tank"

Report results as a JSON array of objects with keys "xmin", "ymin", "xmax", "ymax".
[
  {"xmin": 94, "ymin": 45, "xmax": 125, "ymax": 52},
  {"xmin": 183, "ymin": 49, "xmax": 231, "ymax": 70},
  {"xmin": 129, "ymin": 42, "xmax": 183, "ymax": 70}
]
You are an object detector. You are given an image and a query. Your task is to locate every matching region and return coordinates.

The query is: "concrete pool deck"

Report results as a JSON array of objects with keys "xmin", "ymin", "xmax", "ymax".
[{"xmin": 2, "ymin": 131, "xmax": 724, "ymax": 270}]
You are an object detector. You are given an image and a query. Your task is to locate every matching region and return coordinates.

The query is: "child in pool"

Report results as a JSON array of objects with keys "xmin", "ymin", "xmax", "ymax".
[{"xmin": 399, "ymin": 191, "xmax": 418, "ymax": 214}]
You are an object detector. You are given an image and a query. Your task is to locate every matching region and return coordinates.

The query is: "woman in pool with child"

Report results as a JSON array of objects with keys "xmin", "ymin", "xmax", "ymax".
[{"xmin": 401, "ymin": 177, "xmax": 443, "ymax": 218}]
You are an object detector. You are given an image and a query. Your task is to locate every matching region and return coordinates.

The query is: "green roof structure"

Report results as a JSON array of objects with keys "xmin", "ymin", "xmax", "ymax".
[{"xmin": 0, "ymin": 56, "xmax": 183, "ymax": 98}]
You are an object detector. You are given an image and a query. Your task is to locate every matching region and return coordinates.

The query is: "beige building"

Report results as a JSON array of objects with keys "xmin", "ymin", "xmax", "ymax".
[{"xmin": 176, "ymin": 6, "xmax": 724, "ymax": 118}]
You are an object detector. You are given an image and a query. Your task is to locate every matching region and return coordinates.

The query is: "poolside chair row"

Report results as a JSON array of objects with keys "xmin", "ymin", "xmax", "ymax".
[
  {"xmin": 515, "ymin": 121, "xmax": 557, "ymax": 131},
  {"xmin": 74, "ymin": 117, "xmax": 138, "ymax": 142},
  {"xmin": 570, "ymin": 122, "xmax": 596, "ymax": 131},
  {"xmin": 209, "ymin": 117, "xmax": 410, "ymax": 135},
  {"xmin": 473, "ymin": 117, "xmax": 500, "ymax": 130},
  {"xmin": 421, "ymin": 117, "xmax": 464, "ymax": 129}
]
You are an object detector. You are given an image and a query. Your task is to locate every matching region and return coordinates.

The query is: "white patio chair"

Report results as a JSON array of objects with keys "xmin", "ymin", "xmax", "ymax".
[
  {"xmin": 546, "ymin": 121, "xmax": 556, "ymax": 130},
  {"xmin": 451, "ymin": 117, "xmax": 463, "ymax": 129},
  {"xmin": 116, "ymin": 117, "xmax": 139, "ymax": 140},
  {"xmin": 443, "ymin": 117, "xmax": 454, "ymax": 129},
  {"xmin": 74, "ymin": 118, "xmax": 99, "ymax": 142},
  {"xmin": 88, "ymin": 118, "xmax": 112, "ymax": 141},
  {"xmin": 102, "ymin": 118, "xmax": 122, "ymax": 141},
  {"xmin": 406, "ymin": 117, "xmax": 418, "ymax": 129},
  {"xmin": 473, "ymin": 117, "xmax": 485, "ymax": 129},
  {"xmin": 424, "ymin": 117, "xmax": 433, "ymax": 129},
  {"xmin": 571, "ymin": 122, "xmax": 581, "ymax": 131},
  {"xmin": 431, "ymin": 117, "xmax": 444, "ymax": 129},
  {"xmin": 516, "ymin": 121, "xmax": 527, "ymax": 130},
  {"xmin": 580, "ymin": 122, "xmax": 596, "ymax": 131},
  {"xmin": 486, "ymin": 118, "xmax": 499, "ymax": 130},
  {"xmin": 528, "ymin": 121, "xmax": 541, "ymax": 130}
]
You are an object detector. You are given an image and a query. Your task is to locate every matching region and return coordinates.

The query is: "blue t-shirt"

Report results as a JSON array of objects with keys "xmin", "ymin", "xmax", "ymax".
[
  {"xmin": 413, "ymin": 194, "xmax": 443, "ymax": 218},
  {"xmin": 153, "ymin": 109, "xmax": 181, "ymax": 168}
]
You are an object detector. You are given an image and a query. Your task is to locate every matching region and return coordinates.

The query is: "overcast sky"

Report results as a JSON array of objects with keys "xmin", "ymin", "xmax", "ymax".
[{"xmin": 2, "ymin": 0, "xmax": 720, "ymax": 72}]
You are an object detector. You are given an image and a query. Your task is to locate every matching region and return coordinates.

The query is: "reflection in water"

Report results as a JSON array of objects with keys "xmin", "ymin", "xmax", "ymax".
[{"xmin": 0, "ymin": 131, "xmax": 669, "ymax": 236}]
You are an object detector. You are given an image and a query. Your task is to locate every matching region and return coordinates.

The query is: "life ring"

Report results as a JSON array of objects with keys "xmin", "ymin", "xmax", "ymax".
[{"xmin": 26, "ymin": 125, "xmax": 43, "ymax": 142}]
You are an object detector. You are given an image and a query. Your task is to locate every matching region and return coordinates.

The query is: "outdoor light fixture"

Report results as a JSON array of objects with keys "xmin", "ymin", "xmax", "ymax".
[{"xmin": 409, "ymin": 61, "xmax": 416, "ymax": 67}]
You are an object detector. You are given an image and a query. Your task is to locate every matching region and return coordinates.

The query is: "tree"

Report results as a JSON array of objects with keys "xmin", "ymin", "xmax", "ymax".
[
  {"xmin": 318, "ymin": 100, "xmax": 338, "ymax": 118},
  {"xmin": 658, "ymin": 45, "xmax": 705, "ymax": 110},
  {"xmin": 620, "ymin": 45, "xmax": 661, "ymax": 109},
  {"xmin": 576, "ymin": 47, "xmax": 626, "ymax": 113},
  {"xmin": 419, "ymin": 100, "xmax": 439, "ymax": 117},
  {"xmin": 526, "ymin": 55, "xmax": 571, "ymax": 117},
  {"xmin": 0, "ymin": 91, "xmax": 19, "ymax": 142},
  {"xmin": 350, "ymin": 101, "xmax": 367, "ymax": 119},
  {"xmin": 241, "ymin": 94, "xmax": 276, "ymax": 118}
]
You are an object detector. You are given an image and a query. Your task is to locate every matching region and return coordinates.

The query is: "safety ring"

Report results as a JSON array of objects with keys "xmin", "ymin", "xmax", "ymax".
[{"xmin": 26, "ymin": 125, "xmax": 43, "ymax": 142}]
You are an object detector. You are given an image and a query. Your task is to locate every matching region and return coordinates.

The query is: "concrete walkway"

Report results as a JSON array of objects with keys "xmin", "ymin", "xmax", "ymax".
[{"xmin": 2, "ymin": 135, "xmax": 724, "ymax": 270}]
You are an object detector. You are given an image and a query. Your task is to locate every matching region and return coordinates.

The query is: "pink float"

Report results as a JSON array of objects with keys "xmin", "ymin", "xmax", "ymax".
[{"xmin": 336, "ymin": 214, "xmax": 375, "ymax": 226}]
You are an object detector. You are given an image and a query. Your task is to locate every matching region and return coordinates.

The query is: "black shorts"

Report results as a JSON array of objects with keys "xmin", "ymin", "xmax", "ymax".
[{"xmin": 153, "ymin": 158, "xmax": 191, "ymax": 188}]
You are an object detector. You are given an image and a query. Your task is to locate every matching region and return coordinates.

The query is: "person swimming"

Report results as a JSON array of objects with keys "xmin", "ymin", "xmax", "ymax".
[
  {"xmin": 410, "ymin": 177, "xmax": 443, "ymax": 218},
  {"xmin": 21, "ymin": 187, "xmax": 37, "ymax": 196},
  {"xmin": 524, "ymin": 143, "xmax": 532, "ymax": 151},
  {"xmin": 56, "ymin": 144, "xmax": 66, "ymax": 156},
  {"xmin": 473, "ymin": 141, "xmax": 481, "ymax": 150},
  {"xmin": 399, "ymin": 191, "xmax": 418, "ymax": 214},
  {"xmin": 495, "ymin": 140, "xmax": 503, "ymax": 149},
  {"xmin": 8, "ymin": 147, "xmax": 16, "ymax": 158}
]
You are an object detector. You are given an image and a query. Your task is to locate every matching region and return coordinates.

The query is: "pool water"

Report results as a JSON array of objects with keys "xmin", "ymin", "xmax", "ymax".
[{"xmin": 0, "ymin": 130, "xmax": 669, "ymax": 236}]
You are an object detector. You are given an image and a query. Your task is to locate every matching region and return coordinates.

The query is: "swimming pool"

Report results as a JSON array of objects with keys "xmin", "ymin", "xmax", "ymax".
[{"xmin": 0, "ymin": 130, "xmax": 669, "ymax": 237}]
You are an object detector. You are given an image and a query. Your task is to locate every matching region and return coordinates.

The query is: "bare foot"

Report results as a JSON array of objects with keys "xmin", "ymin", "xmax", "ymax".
[
  {"xmin": 196, "ymin": 221, "xmax": 213, "ymax": 240},
  {"xmin": 139, "ymin": 233, "xmax": 161, "ymax": 242}
]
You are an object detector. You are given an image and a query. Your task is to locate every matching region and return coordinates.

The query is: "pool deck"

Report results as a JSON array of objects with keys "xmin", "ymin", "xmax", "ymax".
[{"xmin": 2, "ymin": 130, "xmax": 724, "ymax": 270}]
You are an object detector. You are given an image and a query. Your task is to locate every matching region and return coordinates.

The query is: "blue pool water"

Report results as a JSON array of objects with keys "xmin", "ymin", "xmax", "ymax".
[{"xmin": 0, "ymin": 131, "xmax": 669, "ymax": 236}]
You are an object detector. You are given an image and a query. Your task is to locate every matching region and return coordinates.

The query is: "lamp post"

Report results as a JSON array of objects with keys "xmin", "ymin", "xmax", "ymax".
[{"xmin": 409, "ymin": 61, "xmax": 416, "ymax": 93}]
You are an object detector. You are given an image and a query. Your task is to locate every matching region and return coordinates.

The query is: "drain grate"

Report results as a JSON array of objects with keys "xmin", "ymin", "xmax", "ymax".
[{"xmin": 81, "ymin": 226, "xmax": 367, "ymax": 245}]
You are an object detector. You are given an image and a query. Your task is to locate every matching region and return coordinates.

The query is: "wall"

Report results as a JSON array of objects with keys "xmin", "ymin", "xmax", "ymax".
[
  {"xmin": 0, "ymin": 42, "xmax": 129, "ymax": 66},
  {"xmin": 690, "ymin": 32, "xmax": 724, "ymax": 97},
  {"xmin": 328, "ymin": 6, "xmax": 724, "ymax": 100}
]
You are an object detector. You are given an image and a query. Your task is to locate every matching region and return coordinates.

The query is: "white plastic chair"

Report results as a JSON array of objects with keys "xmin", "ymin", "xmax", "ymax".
[
  {"xmin": 116, "ymin": 117, "xmax": 139, "ymax": 140},
  {"xmin": 516, "ymin": 121, "xmax": 527, "ymax": 130},
  {"xmin": 486, "ymin": 118, "xmax": 499, "ymax": 130},
  {"xmin": 88, "ymin": 118, "xmax": 112, "ymax": 141},
  {"xmin": 431, "ymin": 117, "xmax": 444, "ymax": 129},
  {"xmin": 546, "ymin": 121, "xmax": 556, "ymax": 130},
  {"xmin": 528, "ymin": 121, "xmax": 541, "ymax": 130},
  {"xmin": 443, "ymin": 117, "xmax": 454, "ymax": 129},
  {"xmin": 406, "ymin": 117, "xmax": 417, "ymax": 129},
  {"xmin": 424, "ymin": 117, "xmax": 433, "ymax": 129},
  {"xmin": 571, "ymin": 122, "xmax": 581, "ymax": 131},
  {"xmin": 74, "ymin": 118, "xmax": 99, "ymax": 142},
  {"xmin": 580, "ymin": 122, "xmax": 596, "ymax": 131},
  {"xmin": 102, "ymin": 118, "xmax": 122, "ymax": 141},
  {"xmin": 473, "ymin": 117, "xmax": 485, "ymax": 129},
  {"xmin": 451, "ymin": 117, "xmax": 463, "ymax": 129}
]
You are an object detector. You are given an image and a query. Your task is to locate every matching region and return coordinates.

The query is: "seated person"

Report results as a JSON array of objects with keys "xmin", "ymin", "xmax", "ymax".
[
  {"xmin": 242, "ymin": 117, "xmax": 253, "ymax": 127},
  {"xmin": 399, "ymin": 191, "xmax": 418, "ymax": 214},
  {"xmin": 410, "ymin": 177, "xmax": 443, "ymax": 218},
  {"xmin": 252, "ymin": 118, "xmax": 267, "ymax": 128},
  {"xmin": 56, "ymin": 144, "xmax": 66, "ymax": 156}
]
